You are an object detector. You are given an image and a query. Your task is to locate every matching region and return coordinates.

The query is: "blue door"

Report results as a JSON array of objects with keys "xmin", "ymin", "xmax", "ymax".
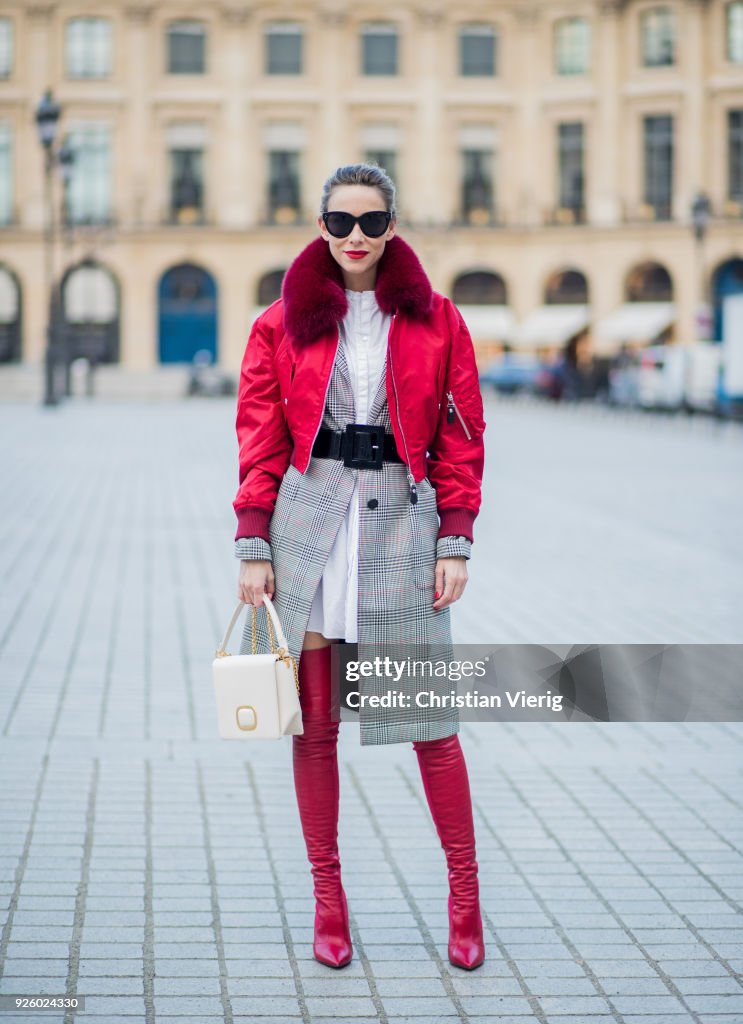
[
  {"xmin": 158, "ymin": 263, "xmax": 218, "ymax": 364},
  {"xmin": 712, "ymin": 258, "xmax": 743, "ymax": 343}
]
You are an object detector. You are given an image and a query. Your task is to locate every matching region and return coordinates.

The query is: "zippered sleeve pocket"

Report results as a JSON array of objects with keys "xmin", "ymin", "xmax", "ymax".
[{"xmin": 445, "ymin": 391, "xmax": 472, "ymax": 440}]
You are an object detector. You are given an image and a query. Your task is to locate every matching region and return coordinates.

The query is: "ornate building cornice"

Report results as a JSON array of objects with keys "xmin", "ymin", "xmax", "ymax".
[
  {"xmin": 412, "ymin": 3, "xmax": 445, "ymax": 28},
  {"xmin": 26, "ymin": 3, "xmax": 57, "ymax": 20},
  {"xmin": 317, "ymin": 7, "xmax": 347, "ymax": 28},
  {"xmin": 124, "ymin": 3, "xmax": 155, "ymax": 23},
  {"xmin": 219, "ymin": 4, "xmax": 251, "ymax": 27},
  {"xmin": 512, "ymin": 4, "xmax": 540, "ymax": 27}
]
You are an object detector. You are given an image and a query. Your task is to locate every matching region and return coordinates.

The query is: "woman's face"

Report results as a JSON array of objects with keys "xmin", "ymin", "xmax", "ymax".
[{"xmin": 317, "ymin": 184, "xmax": 396, "ymax": 290}]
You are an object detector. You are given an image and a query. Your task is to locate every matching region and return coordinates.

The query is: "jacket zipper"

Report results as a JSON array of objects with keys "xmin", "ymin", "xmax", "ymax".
[
  {"xmin": 446, "ymin": 391, "xmax": 472, "ymax": 440},
  {"xmin": 309, "ymin": 324, "xmax": 341, "ymax": 460},
  {"xmin": 388, "ymin": 314, "xmax": 418, "ymax": 505}
]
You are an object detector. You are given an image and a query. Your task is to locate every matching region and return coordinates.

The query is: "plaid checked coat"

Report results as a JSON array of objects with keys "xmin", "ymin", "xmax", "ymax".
[
  {"xmin": 236, "ymin": 338, "xmax": 470, "ymax": 745},
  {"xmin": 233, "ymin": 236, "xmax": 485, "ymax": 746}
]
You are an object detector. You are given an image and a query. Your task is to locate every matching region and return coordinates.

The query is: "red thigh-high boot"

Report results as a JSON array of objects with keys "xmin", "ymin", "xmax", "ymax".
[
  {"xmin": 413, "ymin": 734, "xmax": 485, "ymax": 970},
  {"xmin": 292, "ymin": 645, "xmax": 352, "ymax": 968}
]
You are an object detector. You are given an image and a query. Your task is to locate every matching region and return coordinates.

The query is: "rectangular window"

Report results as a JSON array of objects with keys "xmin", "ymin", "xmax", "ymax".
[
  {"xmin": 643, "ymin": 114, "xmax": 673, "ymax": 219},
  {"xmin": 557, "ymin": 122, "xmax": 584, "ymax": 215},
  {"xmin": 65, "ymin": 17, "xmax": 112, "ymax": 78},
  {"xmin": 265, "ymin": 23, "xmax": 303, "ymax": 74},
  {"xmin": 0, "ymin": 18, "xmax": 13, "ymax": 78},
  {"xmin": 554, "ymin": 17, "xmax": 590, "ymax": 75},
  {"xmin": 268, "ymin": 150, "xmax": 301, "ymax": 223},
  {"xmin": 459, "ymin": 25, "xmax": 496, "ymax": 76},
  {"xmin": 169, "ymin": 148, "xmax": 204, "ymax": 224},
  {"xmin": 728, "ymin": 2, "xmax": 743, "ymax": 63},
  {"xmin": 0, "ymin": 123, "xmax": 12, "ymax": 225},
  {"xmin": 641, "ymin": 7, "xmax": 675, "ymax": 67},
  {"xmin": 65, "ymin": 124, "xmax": 112, "ymax": 225},
  {"xmin": 361, "ymin": 23, "xmax": 398, "ymax": 76},
  {"xmin": 729, "ymin": 110, "xmax": 743, "ymax": 200},
  {"xmin": 364, "ymin": 150, "xmax": 397, "ymax": 186},
  {"xmin": 167, "ymin": 21, "xmax": 206, "ymax": 74},
  {"xmin": 461, "ymin": 149, "xmax": 494, "ymax": 224}
]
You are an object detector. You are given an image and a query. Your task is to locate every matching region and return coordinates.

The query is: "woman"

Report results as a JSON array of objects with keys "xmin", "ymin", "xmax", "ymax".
[{"xmin": 233, "ymin": 164, "xmax": 486, "ymax": 971}]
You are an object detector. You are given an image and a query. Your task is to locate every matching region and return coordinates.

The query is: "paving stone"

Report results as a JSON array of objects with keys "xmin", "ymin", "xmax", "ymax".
[{"xmin": 2, "ymin": 400, "xmax": 742, "ymax": 1024}]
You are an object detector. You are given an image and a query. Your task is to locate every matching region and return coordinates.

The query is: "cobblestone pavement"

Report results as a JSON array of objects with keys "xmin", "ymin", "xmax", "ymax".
[{"xmin": 1, "ymin": 395, "xmax": 742, "ymax": 1023}]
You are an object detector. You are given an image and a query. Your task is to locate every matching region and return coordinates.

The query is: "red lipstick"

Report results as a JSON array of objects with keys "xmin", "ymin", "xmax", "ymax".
[{"xmin": 345, "ymin": 251, "xmax": 368, "ymax": 260}]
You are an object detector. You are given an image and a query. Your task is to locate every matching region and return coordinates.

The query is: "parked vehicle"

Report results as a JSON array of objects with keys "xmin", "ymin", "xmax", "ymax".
[
  {"xmin": 685, "ymin": 343, "xmax": 723, "ymax": 413},
  {"xmin": 636, "ymin": 346, "xmax": 686, "ymax": 409},
  {"xmin": 719, "ymin": 294, "xmax": 743, "ymax": 419},
  {"xmin": 610, "ymin": 343, "xmax": 722, "ymax": 413},
  {"xmin": 532, "ymin": 360, "xmax": 565, "ymax": 400},
  {"xmin": 479, "ymin": 353, "xmax": 540, "ymax": 394},
  {"xmin": 608, "ymin": 351, "xmax": 641, "ymax": 408},
  {"xmin": 187, "ymin": 348, "xmax": 236, "ymax": 397}
]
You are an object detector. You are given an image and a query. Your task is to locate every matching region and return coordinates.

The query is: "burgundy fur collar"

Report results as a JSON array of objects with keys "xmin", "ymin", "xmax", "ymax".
[{"xmin": 281, "ymin": 234, "xmax": 433, "ymax": 346}]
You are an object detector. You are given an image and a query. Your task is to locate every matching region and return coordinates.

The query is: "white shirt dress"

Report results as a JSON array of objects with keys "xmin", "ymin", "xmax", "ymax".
[{"xmin": 305, "ymin": 289, "xmax": 391, "ymax": 642}]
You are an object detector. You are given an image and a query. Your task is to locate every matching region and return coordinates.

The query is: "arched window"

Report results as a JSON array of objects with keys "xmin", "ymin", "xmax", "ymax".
[
  {"xmin": 158, "ymin": 263, "xmax": 217, "ymax": 363},
  {"xmin": 0, "ymin": 264, "xmax": 21, "ymax": 362},
  {"xmin": 625, "ymin": 261, "xmax": 673, "ymax": 301},
  {"xmin": 257, "ymin": 270, "xmax": 286, "ymax": 306},
  {"xmin": 62, "ymin": 261, "xmax": 120, "ymax": 364},
  {"xmin": 452, "ymin": 271, "xmax": 507, "ymax": 305},
  {"xmin": 545, "ymin": 269, "xmax": 589, "ymax": 304}
]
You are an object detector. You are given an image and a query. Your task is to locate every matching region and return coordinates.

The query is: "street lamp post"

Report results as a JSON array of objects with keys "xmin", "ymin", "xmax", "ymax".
[
  {"xmin": 35, "ymin": 89, "xmax": 64, "ymax": 407},
  {"xmin": 57, "ymin": 139, "xmax": 75, "ymax": 397},
  {"xmin": 691, "ymin": 190, "xmax": 712, "ymax": 342}
]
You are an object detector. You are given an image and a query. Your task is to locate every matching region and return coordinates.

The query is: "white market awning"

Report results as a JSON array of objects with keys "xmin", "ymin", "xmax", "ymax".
[
  {"xmin": 595, "ymin": 302, "xmax": 675, "ymax": 345},
  {"xmin": 514, "ymin": 305, "xmax": 590, "ymax": 347},
  {"xmin": 458, "ymin": 305, "xmax": 516, "ymax": 343}
]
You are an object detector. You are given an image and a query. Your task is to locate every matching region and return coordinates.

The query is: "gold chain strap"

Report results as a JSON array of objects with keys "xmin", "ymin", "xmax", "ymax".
[{"xmin": 250, "ymin": 604, "xmax": 300, "ymax": 695}]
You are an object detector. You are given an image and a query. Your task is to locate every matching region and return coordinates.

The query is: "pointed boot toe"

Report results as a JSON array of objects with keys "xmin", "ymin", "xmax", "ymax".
[
  {"xmin": 447, "ymin": 895, "xmax": 485, "ymax": 970},
  {"xmin": 313, "ymin": 891, "xmax": 353, "ymax": 968}
]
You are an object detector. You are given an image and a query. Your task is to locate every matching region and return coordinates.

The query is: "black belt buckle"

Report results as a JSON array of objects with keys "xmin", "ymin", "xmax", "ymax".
[{"xmin": 343, "ymin": 424, "xmax": 385, "ymax": 469}]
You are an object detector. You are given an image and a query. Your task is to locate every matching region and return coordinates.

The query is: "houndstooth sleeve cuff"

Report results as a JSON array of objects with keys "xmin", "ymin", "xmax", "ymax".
[
  {"xmin": 436, "ymin": 536, "xmax": 472, "ymax": 561},
  {"xmin": 235, "ymin": 537, "xmax": 273, "ymax": 561}
]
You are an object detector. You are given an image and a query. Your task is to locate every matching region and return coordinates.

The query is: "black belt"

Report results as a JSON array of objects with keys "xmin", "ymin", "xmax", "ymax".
[{"xmin": 312, "ymin": 424, "xmax": 403, "ymax": 469}]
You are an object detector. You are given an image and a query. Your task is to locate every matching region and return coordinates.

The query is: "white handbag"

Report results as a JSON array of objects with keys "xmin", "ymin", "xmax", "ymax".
[{"xmin": 212, "ymin": 594, "xmax": 303, "ymax": 739}]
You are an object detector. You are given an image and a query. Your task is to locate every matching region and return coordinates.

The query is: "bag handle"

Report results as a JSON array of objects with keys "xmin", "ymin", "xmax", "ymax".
[{"xmin": 215, "ymin": 594, "xmax": 291, "ymax": 658}]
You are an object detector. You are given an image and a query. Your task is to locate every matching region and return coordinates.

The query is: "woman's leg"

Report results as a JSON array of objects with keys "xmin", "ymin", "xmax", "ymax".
[
  {"xmin": 412, "ymin": 733, "xmax": 485, "ymax": 970},
  {"xmin": 292, "ymin": 632, "xmax": 352, "ymax": 968}
]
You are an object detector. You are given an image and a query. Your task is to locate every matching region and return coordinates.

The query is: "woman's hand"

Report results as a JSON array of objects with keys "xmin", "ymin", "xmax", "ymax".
[
  {"xmin": 432, "ymin": 556, "xmax": 468, "ymax": 610},
  {"xmin": 238, "ymin": 559, "xmax": 275, "ymax": 606}
]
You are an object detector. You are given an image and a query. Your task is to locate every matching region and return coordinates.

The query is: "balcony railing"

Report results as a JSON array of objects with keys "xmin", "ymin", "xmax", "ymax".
[
  {"xmin": 455, "ymin": 206, "xmax": 503, "ymax": 228},
  {"xmin": 544, "ymin": 205, "xmax": 586, "ymax": 226},
  {"xmin": 622, "ymin": 201, "xmax": 673, "ymax": 223},
  {"xmin": 721, "ymin": 198, "xmax": 743, "ymax": 219}
]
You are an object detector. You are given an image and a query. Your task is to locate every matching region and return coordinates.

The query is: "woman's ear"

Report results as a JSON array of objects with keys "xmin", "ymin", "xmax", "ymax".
[{"xmin": 317, "ymin": 214, "xmax": 329, "ymax": 241}]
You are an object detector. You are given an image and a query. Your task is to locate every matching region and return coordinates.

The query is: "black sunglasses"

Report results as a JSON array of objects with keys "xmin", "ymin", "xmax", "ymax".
[{"xmin": 322, "ymin": 210, "xmax": 392, "ymax": 238}]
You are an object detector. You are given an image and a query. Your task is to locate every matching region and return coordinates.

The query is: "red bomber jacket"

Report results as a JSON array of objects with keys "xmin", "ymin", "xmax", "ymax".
[{"xmin": 233, "ymin": 234, "xmax": 486, "ymax": 544}]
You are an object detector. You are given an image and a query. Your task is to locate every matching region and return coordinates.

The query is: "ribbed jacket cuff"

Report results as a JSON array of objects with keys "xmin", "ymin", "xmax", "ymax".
[
  {"xmin": 234, "ymin": 506, "xmax": 272, "ymax": 542},
  {"xmin": 436, "ymin": 508, "xmax": 475, "ymax": 543}
]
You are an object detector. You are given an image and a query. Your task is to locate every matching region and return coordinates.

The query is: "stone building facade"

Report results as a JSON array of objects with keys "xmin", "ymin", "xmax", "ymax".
[{"xmin": 0, "ymin": 0, "xmax": 742, "ymax": 369}]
